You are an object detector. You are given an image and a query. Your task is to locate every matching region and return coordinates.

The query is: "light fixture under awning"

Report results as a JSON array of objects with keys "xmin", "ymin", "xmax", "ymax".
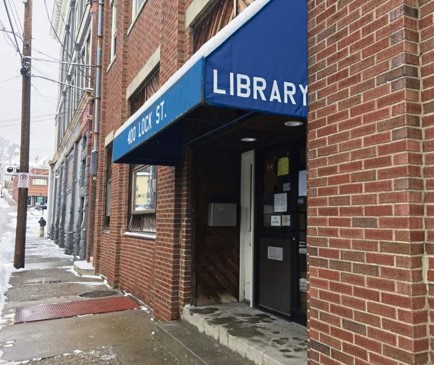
[{"xmin": 113, "ymin": 0, "xmax": 308, "ymax": 165}]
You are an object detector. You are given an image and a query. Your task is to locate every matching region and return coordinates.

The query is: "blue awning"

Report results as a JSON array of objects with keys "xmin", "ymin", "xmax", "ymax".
[{"xmin": 113, "ymin": 0, "xmax": 307, "ymax": 164}]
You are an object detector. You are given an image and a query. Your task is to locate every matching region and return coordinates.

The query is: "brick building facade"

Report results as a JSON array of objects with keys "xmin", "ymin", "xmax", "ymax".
[
  {"xmin": 11, "ymin": 166, "xmax": 49, "ymax": 205},
  {"xmin": 88, "ymin": 0, "xmax": 434, "ymax": 364},
  {"xmin": 49, "ymin": 0, "xmax": 98, "ymax": 259}
]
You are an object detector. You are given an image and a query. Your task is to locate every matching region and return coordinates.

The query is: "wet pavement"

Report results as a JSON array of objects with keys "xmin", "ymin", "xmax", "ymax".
[
  {"xmin": 1, "ymin": 198, "xmax": 307, "ymax": 365},
  {"xmin": 183, "ymin": 303, "xmax": 307, "ymax": 365},
  {"xmin": 0, "ymin": 231, "xmax": 180, "ymax": 364}
]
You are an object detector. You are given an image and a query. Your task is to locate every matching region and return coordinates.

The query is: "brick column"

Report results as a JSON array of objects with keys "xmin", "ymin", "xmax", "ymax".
[
  {"xmin": 420, "ymin": 0, "xmax": 434, "ymax": 363},
  {"xmin": 307, "ymin": 1, "xmax": 430, "ymax": 364}
]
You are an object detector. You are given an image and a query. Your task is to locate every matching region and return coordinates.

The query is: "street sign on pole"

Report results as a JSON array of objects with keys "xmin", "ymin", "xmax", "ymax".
[
  {"xmin": 14, "ymin": 0, "xmax": 32, "ymax": 269},
  {"xmin": 17, "ymin": 173, "xmax": 30, "ymax": 188}
]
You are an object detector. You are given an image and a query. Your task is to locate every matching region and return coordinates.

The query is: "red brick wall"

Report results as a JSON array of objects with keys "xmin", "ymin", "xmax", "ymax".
[
  {"xmin": 94, "ymin": 0, "xmax": 434, "ymax": 362},
  {"xmin": 94, "ymin": 0, "xmax": 132, "ymax": 286},
  {"xmin": 420, "ymin": 0, "xmax": 434, "ymax": 363},
  {"xmin": 308, "ymin": 0, "xmax": 430, "ymax": 364},
  {"xmin": 94, "ymin": 0, "xmax": 189, "ymax": 321}
]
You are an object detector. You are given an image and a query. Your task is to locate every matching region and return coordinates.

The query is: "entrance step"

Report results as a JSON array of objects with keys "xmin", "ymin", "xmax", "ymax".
[
  {"xmin": 182, "ymin": 303, "xmax": 307, "ymax": 365},
  {"xmin": 73, "ymin": 260, "xmax": 96, "ymax": 276},
  {"xmin": 156, "ymin": 320, "xmax": 252, "ymax": 365}
]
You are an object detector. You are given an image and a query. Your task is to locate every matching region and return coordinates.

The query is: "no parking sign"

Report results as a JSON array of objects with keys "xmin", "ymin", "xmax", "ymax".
[{"xmin": 17, "ymin": 173, "xmax": 30, "ymax": 188}]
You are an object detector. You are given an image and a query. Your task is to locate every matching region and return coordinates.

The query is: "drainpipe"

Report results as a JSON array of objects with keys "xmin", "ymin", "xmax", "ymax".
[
  {"xmin": 91, "ymin": 0, "xmax": 103, "ymax": 173},
  {"xmin": 87, "ymin": 0, "xmax": 103, "ymax": 262}
]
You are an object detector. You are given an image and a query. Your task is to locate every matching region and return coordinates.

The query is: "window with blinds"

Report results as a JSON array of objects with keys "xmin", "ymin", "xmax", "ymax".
[{"xmin": 193, "ymin": 0, "xmax": 254, "ymax": 52}]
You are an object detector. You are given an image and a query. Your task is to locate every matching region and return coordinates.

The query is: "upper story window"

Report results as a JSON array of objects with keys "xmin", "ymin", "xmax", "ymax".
[
  {"xmin": 132, "ymin": 0, "xmax": 147, "ymax": 20},
  {"xmin": 192, "ymin": 0, "xmax": 254, "ymax": 51},
  {"xmin": 66, "ymin": 156, "xmax": 74, "ymax": 191},
  {"xmin": 110, "ymin": 0, "xmax": 118, "ymax": 62},
  {"xmin": 127, "ymin": 67, "xmax": 160, "ymax": 235},
  {"xmin": 32, "ymin": 178, "xmax": 48, "ymax": 186}
]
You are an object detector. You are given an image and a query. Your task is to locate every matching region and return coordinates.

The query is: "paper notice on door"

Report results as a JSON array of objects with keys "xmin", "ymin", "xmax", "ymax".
[
  {"xmin": 282, "ymin": 215, "xmax": 291, "ymax": 226},
  {"xmin": 271, "ymin": 215, "xmax": 281, "ymax": 226},
  {"xmin": 274, "ymin": 193, "xmax": 287, "ymax": 212},
  {"xmin": 268, "ymin": 246, "xmax": 283, "ymax": 261},
  {"xmin": 277, "ymin": 157, "xmax": 289, "ymax": 176}
]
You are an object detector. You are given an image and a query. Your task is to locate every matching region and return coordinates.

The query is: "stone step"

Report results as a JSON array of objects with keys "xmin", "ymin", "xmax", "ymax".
[
  {"xmin": 73, "ymin": 260, "xmax": 96, "ymax": 276},
  {"xmin": 182, "ymin": 304, "xmax": 308, "ymax": 365},
  {"xmin": 156, "ymin": 320, "xmax": 253, "ymax": 365}
]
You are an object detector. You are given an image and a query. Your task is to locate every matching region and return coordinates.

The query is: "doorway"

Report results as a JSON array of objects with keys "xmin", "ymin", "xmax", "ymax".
[{"xmin": 254, "ymin": 139, "xmax": 307, "ymax": 324}]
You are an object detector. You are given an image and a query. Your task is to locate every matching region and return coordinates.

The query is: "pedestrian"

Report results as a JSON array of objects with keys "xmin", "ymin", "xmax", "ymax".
[{"xmin": 38, "ymin": 217, "xmax": 47, "ymax": 238}]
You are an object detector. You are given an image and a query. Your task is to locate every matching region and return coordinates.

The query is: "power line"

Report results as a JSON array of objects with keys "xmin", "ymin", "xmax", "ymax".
[
  {"xmin": 0, "ymin": 17, "xmax": 21, "ymax": 52},
  {"xmin": 2, "ymin": 0, "xmax": 23, "ymax": 58},
  {"xmin": 32, "ymin": 74, "xmax": 93, "ymax": 93},
  {"xmin": 42, "ymin": 0, "xmax": 93, "ymax": 85},
  {"xmin": 31, "ymin": 83, "xmax": 57, "ymax": 106},
  {"xmin": 0, "ymin": 76, "xmax": 20, "ymax": 83},
  {"xmin": 0, "ymin": 114, "xmax": 54, "ymax": 123},
  {"xmin": 0, "ymin": 119, "xmax": 53, "ymax": 129},
  {"xmin": 24, "ymin": 55, "xmax": 97, "ymax": 68},
  {"xmin": 6, "ymin": 0, "xmax": 23, "ymax": 35},
  {"xmin": 0, "ymin": 25, "xmax": 23, "ymax": 40}
]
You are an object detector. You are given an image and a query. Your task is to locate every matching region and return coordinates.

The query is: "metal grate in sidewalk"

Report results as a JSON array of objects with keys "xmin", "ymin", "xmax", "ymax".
[{"xmin": 15, "ymin": 296, "xmax": 139, "ymax": 324}]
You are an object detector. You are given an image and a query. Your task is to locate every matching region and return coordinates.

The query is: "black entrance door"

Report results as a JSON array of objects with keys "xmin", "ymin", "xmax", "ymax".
[{"xmin": 255, "ymin": 139, "xmax": 307, "ymax": 324}]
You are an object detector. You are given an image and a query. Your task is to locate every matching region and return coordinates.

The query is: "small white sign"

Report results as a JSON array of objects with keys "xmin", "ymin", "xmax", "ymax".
[
  {"xmin": 17, "ymin": 173, "xmax": 30, "ymax": 188},
  {"xmin": 274, "ymin": 193, "xmax": 287, "ymax": 212},
  {"xmin": 268, "ymin": 246, "xmax": 283, "ymax": 261},
  {"xmin": 271, "ymin": 215, "xmax": 281, "ymax": 226}
]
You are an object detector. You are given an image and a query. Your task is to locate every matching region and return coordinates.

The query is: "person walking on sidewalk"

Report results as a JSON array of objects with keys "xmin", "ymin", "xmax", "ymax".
[{"xmin": 38, "ymin": 217, "xmax": 46, "ymax": 237}]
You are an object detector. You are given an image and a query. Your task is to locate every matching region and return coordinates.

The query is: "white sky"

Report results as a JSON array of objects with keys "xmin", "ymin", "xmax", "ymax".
[{"xmin": 0, "ymin": 0, "xmax": 59, "ymax": 162}]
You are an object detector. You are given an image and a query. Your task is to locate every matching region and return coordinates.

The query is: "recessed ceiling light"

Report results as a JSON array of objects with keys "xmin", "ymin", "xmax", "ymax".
[
  {"xmin": 284, "ymin": 120, "xmax": 303, "ymax": 127},
  {"xmin": 241, "ymin": 137, "xmax": 257, "ymax": 142}
]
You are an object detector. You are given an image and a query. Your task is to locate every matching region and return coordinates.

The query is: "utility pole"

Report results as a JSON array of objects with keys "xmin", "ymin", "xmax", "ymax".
[{"xmin": 14, "ymin": 0, "xmax": 32, "ymax": 269}]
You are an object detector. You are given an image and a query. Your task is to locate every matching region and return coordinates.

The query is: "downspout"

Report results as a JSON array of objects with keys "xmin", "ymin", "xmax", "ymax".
[
  {"xmin": 91, "ymin": 0, "xmax": 103, "ymax": 172},
  {"xmin": 87, "ymin": 0, "xmax": 103, "ymax": 262}
]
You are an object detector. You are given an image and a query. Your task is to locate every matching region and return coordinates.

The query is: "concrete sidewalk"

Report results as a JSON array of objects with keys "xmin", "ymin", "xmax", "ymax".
[
  {"xmin": 0, "ymin": 234, "xmax": 181, "ymax": 365},
  {"xmin": 0, "ymin": 230, "xmax": 255, "ymax": 365}
]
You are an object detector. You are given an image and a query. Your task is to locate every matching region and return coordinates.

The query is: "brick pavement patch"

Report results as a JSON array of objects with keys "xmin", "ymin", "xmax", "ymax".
[{"xmin": 15, "ymin": 296, "xmax": 139, "ymax": 323}]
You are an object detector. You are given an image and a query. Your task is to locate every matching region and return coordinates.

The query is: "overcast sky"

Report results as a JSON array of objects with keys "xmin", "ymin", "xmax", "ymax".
[{"xmin": 0, "ymin": 0, "xmax": 59, "ymax": 163}]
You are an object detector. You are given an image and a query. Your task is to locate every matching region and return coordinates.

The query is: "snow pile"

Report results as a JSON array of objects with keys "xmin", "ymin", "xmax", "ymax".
[{"xmin": 0, "ymin": 232, "xmax": 15, "ymax": 325}]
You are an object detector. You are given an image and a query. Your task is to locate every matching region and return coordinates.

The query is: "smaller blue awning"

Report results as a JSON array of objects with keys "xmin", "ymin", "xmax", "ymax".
[{"xmin": 113, "ymin": 0, "xmax": 307, "ymax": 164}]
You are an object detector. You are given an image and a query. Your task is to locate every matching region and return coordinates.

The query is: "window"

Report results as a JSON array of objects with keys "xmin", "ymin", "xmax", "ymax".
[
  {"xmin": 66, "ymin": 156, "xmax": 74, "ymax": 190},
  {"xmin": 192, "ymin": 0, "xmax": 254, "ymax": 51},
  {"xmin": 127, "ymin": 67, "xmax": 160, "ymax": 234},
  {"xmin": 110, "ymin": 0, "xmax": 117, "ymax": 61},
  {"xmin": 132, "ymin": 0, "xmax": 146, "ymax": 19},
  {"xmin": 128, "ymin": 165, "xmax": 157, "ymax": 233},
  {"xmin": 129, "ymin": 68, "xmax": 160, "ymax": 114},
  {"xmin": 104, "ymin": 144, "xmax": 113, "ymax": 229},
  {"xmin": 32, "ymin": 178, "xmax": 48, "ymax": 186}
]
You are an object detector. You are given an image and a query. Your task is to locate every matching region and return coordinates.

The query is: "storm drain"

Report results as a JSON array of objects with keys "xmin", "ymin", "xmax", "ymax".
[
  {"xmin": 79, "ymin": 290, "xmax": 119, "ymax": 298},
  {"xmin": 15, "ymin": 296, "xmax": 139, "ymax": 324}
]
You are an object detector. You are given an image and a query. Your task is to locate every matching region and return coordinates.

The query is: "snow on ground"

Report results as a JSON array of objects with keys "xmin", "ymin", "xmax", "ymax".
[
  {"xmin": 0, "ymin": 231, "xmax": 14, "ymax": 325},
  {"xmin": 0, "ymin": 191, "xmax": 13, "ymax": 325},
  {"xmin": 0, "ymin": 200, "xmax": 73, "ymax": 325}
]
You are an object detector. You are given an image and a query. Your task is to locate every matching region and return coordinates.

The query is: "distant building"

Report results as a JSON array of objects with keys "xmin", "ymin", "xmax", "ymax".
[
  {"xmin": 11, "ymin": 165, "xmax": 49, "ymax": 206},
  {"xmin": 48, "ymin": 0, "xmax": 97, "ymax": 259}
]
